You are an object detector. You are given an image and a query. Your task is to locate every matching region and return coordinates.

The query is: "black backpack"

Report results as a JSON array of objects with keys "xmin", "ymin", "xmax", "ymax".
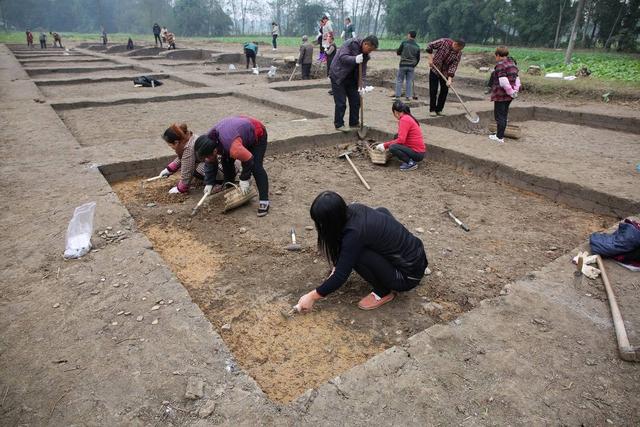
[{"xmin": 133, "ymin": 76, "xmax": 163, "ymax": 87}]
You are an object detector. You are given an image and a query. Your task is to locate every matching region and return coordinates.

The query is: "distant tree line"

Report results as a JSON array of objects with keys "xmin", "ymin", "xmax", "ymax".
[
  {"xmin": 0, "ymin": 0, "xmax": 233, "ymax": 37},
  {"xmin": 386, "ymin": 0, "xmax": 639, "ymax": 52}
]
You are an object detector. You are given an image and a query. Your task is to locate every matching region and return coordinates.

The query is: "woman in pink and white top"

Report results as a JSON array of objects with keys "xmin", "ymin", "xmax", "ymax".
[
  {"xmin": 159, "ymin": 123, "xmax": 206, "ymax": 194},
  {"xmin": 375, "ymin": 100, "xmax": 426, "ymax": 171}
]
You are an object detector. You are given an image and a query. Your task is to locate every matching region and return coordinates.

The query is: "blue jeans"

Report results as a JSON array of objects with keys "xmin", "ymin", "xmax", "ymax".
[{"xmin": 395, "ymin": 67, "xmax": 415, "ymax": 98}]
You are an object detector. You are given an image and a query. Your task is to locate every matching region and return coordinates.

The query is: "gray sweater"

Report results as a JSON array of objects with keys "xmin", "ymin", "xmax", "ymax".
[{"xmin": 298, "ymin": 42, "xmax": 313, "ymax": 65}]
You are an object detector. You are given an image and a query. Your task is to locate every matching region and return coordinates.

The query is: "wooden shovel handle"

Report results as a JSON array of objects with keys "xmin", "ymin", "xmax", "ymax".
[{"xmin": 431, "ymin": 65, "xmax": 475, "ymax": 118}]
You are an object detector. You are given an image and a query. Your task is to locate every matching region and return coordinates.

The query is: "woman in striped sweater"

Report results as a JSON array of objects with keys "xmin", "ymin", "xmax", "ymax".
[{"xmin": 159, "ymin": 123, "xmax": 208, "ymax": 194}]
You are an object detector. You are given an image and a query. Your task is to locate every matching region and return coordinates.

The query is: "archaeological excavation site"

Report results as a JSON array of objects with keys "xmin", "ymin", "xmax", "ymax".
[{"xmin": 1, "ymin": 37, "xmax": 639, "ymax": 426}]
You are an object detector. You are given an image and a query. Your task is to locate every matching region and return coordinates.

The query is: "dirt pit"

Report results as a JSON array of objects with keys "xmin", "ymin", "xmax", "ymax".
[
  {"xmin": 109, "ymin": 141, "xmax": 611, "ymax": 403},
  {"xmin": 38, "ymin": 78, "xmax": 197, "ymax": 99},
  {"xmin": 57, "ymin": 96, "xmax": 310, "ymax": 146}
]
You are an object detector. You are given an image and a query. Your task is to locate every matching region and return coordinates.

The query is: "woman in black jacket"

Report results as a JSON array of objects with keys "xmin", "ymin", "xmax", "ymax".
[{"xmin": 296, "ymin": 191, "xmax": 428, "ymax": 312}]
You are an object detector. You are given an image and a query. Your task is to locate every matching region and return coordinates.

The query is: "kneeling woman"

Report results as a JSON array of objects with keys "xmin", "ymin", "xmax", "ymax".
[
  {"xmin": 297, "ymin": 191, "xmax": 428, "ymax": 312},
  {"xmin": 375, "ymin": 100, "xmax": 426, "ymax": 171},
  {"xmin": 160, "ymin": 123, "xmax": 206, "ymax": 194},
  {"xmin": 195, "ymin": 115, "xmax": 270, "ymax": 217}
]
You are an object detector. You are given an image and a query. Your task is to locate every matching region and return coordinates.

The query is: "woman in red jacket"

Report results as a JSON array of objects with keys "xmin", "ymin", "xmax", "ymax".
[{"xmin": 375, "ymin": 100, "xmax": 425, "ymax": 171}]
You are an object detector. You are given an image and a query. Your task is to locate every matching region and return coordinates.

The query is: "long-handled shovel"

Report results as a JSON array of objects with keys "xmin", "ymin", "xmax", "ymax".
[
  {"xmin": 357, "ymin": 63, "xmax": 368, "ymax": 140},
  {"xmin": 288, "ymin": 63, "xmax": 298, "ymax": 81},
  {"xmin": 431, "ymin": 65, "xmax": 480, "ymax": 123}
]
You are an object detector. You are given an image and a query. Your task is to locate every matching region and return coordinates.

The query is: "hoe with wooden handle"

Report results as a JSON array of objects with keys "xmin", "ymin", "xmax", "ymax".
[
  {"xmin": 338, "ymin": 150, "xmax": 371, "ymax": 191},
  {"xmin": 596, "ymin": 255, "xmax": 640, "ymax": 362},
  {"xmin": 431, "ymin": 64, "xmax": 480, "ymax": 124}
]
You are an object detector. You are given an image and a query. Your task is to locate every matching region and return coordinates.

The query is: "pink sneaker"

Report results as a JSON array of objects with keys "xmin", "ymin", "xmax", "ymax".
[{"xmin": 358, "ymin": 292, "xmax": 395, "ymax": 310}]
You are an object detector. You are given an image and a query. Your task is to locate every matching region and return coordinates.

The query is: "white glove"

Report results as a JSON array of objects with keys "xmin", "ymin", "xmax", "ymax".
[
  {"xmin": 364, "ymin": 85, "xmax": 374, "ymax": 93},
  {"xmin": 239, "ymin": 179, "xmax": 251, "ymax": 195},
  {"xmin": 355, "ymin": 54, "xmax": 364, "ymax": 64},
  {"xmin": 204, "ymin": 185, "xmax": 213, "ymax": 196},
  {"xmin": 511, "ymin": 91, "xmax": 518, "ymax": 99},
  {"xmin": 375, "ymin": 143, "xmax": 385, "ymax": 152},
  {"xmin": 581, "ymin": 264, "xmax": 601, "ymax": 279},
  {"xmin": 160, "ymin": 168, "xmax": 171, "ymax": 178},
  {"xmin": 340, "ymin": 31, "xmax": 345, "ymax": 38},
  {"xmin": 168, "ymin": 186, "xmax": 181, "ymax": 194}
]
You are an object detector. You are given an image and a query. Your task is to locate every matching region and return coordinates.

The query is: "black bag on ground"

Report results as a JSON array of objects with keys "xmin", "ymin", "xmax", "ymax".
[{"xmin": 133, "ymin": 76, "xmax": 163, "ymax": 87}]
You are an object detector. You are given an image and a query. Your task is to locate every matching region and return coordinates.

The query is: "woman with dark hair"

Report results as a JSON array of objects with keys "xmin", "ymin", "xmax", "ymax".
[
  {"xmin": 195, "ymin": 115, "xmax": 270, "ymax": 217},
  {"xmin": 375, "ymin": 100, "xmax": 425, "ymax": 171},
  {"xmin": 158, "ymin": 123, "xmax": 207, "ymax": 194},
  {"xmin": 296, "ymin": 191, "xmax": 428, "ymax": 312}
]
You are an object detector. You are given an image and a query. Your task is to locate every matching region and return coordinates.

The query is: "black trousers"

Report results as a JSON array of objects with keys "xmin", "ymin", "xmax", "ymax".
[
  {"xmin": 222, "ymin": 132, "xmax": 269, "ymax": 201},
  {"xmin": 494, "ymin": 100, "xmax": 512, "ymax": 139},
  {"xmin": 331, "ymin": 76, "xmax": 359, "ymax": 128},
  {"xmin": 389, "ymin": 144, "xmax": 425, "ymax": 163},
  {"xmin": 245, "ymin": 50, "xmax": 256, "ymax": 68},
  {"xmin": 353, "ymin": 207, "xmax": 426, "ymax": 297},
  {"xmin": 40, "ymin": 40, "xmax": 46, "ymax": 49},
  {"xmin": 327, "ymin": 55, "xmax": 335, "ymax": 77},
  {"xmin": 301, "ymin": 63, "xmax": 312, "ymax": 79},
  {"xmin": 154, "ymin": 34, "xmax": 162, "ymax": 47},
  {"xmin": 429, "ymin": 70, "xmax": 449, "ymax": 112},
  {"xmin": 272, "ymin": 34, "xmax": 278, "ymax": 49}
]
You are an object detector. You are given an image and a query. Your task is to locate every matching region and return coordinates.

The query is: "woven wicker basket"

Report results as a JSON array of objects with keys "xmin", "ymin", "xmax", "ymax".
[
  {"xmin": 223, "ymin": 183, "xmax": 257, "ymax": 213},
  {"xmin": 368, "ymin": 144, "xmax": 391, "ymax": 165}
]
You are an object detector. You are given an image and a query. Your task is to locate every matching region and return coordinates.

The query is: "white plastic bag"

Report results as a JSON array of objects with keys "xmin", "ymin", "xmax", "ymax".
[
  {"xmin": 63, "ymin": 202, "xmax": 96, "ymax": 259},
  {"xmin": 267, "ymin": 65, "xmax": 277, "ymax": 78},
  {"xmin": 544, "ymin": 72, "xmax": 563, "ymax": 79},
  {"xmin": 228, "ymin": 64, "xmax": 236, "ymax": 70},
  {"xmin": 252, "ymin": 67, "xmax": 259, "ymax": 75}
]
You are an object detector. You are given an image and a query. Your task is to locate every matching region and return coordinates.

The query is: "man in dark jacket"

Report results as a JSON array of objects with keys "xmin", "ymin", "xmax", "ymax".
[
  {"xmin": 394, "ymin": 31, "xmax": 420, "ymax": 100},
  {"xmin": 297, "ymin": 35, "xmax": 314, "ymax": 79},
  {"xmin": 329, "ymin": 35, "xmax": 378, "ymax": 132},
  {"xmin": 153, "ymin": 23, "xmax": 162, "ymax": 47}
]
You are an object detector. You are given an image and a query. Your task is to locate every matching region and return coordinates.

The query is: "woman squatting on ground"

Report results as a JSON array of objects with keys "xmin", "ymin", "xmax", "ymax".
[
  {"xmin": 195, "ymin": 116, "xmax": 270, "ymax": 217},
  {"xmin": 160, "ymin": 123, "xmax": 206, "ymax": 194},
  {"xmin": 375, "ymin": 100, "xmax": 426, "ymax": 171},
  {"xmin": 296, "ymin": 191, "xmax": 428, "ymax": 312}
]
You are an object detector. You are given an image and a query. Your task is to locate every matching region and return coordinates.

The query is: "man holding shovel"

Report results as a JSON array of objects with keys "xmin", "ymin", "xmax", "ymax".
[
  {"xmin": 425, "ymin": 37, "xmax": 465, "ymax": 117},
  {"xmin": 329, "ymin": 35, "xmax": 379, "ymax": 132}
]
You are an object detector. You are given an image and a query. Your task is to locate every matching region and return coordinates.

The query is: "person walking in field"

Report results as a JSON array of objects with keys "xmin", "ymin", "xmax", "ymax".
[
  {"xmin": 341, "ymin": 17, "xmax": 355, "ymax": 40},
  {"xmin": 153, "ymin": 23, "xmax": 162, "ymax": 47},
  {"xmin": 271, "ymin": 22, "xmax": 279, "ymax": 50},
  {"xmin": 298, "ymin": 35, "xmax": 314, "ymax": 80},
  {"xmin": 394, "ymin": 31, "xmax": 420, "ymax": 101},
  {"xmin": 101, "ymin": 27, "xmax": 108, "ymax": 46},
  {"xmin": 39, "ymin": 32, "xmax": 47, "ymax": 49},
  {"xmin": 489, "ymin": 46, "xmax": 521, "ymax": 144},
  {"xmin": 329, "ymin": 35, "xmax": 378, "ymax": 131},
  {"xmin": 26, "ymin": 30, "xmax": 33, "ymax": 48},
  {"xmin": 166, "ymin": 31, "xmax": 176, "ymax": 49},
  {"xmin": 425, "ymin": 37, "xmax": 465, "ymax": 116}
]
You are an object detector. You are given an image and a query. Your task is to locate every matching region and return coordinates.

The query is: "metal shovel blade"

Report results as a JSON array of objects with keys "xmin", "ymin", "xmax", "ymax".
[
  {"xmin": 465, "ymin": 113, "xmax": 481, "ymax": 124},
  {"xmin": 357, "ymin": 125, "xmax": 369, "ymax": 140}
]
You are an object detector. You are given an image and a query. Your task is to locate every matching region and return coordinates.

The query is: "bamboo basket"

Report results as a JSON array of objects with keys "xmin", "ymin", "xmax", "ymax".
[
  {"xmin": 223, "ymin": 183, "xmax": 257, "ymax": 213},
  {"xmin": 368, "ymin": 143, "xmax": 391, "ymax": 165}
]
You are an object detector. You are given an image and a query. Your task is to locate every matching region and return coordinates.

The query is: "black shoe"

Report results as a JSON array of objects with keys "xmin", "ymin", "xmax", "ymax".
[{"xmin": 257, "ymin": 202, "xmax": 270, "ymax": 217}]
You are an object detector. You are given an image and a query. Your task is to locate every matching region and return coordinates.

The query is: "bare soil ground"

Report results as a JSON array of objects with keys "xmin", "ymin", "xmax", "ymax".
[
  {"xmin": 57, "ymin": 96, "xmax": 308, "ymax": 146},
  {"xmin": 38, "ymin": 79, "xmax": 195, "ymax": 99},
  {"xmin": 111, "ymin": 143, "xmax": 611, "ymax": 402}
]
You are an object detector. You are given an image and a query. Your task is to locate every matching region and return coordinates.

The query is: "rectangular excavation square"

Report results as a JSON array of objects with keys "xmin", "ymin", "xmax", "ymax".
[
  {"xmin": 426, "ymin": 107, "xmax": 640, "ymax": 208},
  {"xmin": 105, "ymin": 137, "xmax": 611, "ymax": 403},
  {"xmin": 55, "ymin": 95, "xmax": 314, "ymax": 147},
  {"xmin": 37, "ymin": 77, "xmax": 200, "ymax": 99}
]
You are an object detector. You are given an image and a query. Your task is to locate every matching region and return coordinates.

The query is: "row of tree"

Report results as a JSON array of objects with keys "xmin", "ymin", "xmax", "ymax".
[
  {"xmin": 385, "ymin": 0, "xmax": 639, "ymax": 51},
  {"xmin": 0, "ymin": 0, "xmax": 637, "ymax": 51}
]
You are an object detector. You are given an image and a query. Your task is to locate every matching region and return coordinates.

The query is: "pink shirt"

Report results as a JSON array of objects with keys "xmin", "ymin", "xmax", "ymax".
[{"xmin": 383, "ymin": 114, "xmax": 425, "ymax": 153}]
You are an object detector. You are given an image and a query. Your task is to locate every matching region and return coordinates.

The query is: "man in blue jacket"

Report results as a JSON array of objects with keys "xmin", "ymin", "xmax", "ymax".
[{"xmin": 329, "ymin": 35, "xmax": 378, "ymax": 132}]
